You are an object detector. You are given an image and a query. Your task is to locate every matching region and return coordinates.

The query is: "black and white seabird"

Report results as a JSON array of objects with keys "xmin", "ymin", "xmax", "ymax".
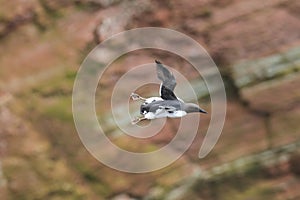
[{"xmin": 130, "ymin": 60, "xmax": 207, "ymax": 124}]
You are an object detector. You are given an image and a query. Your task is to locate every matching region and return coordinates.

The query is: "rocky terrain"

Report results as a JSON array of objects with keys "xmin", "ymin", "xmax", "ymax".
[{"xmin": 0, "ymin": 0, "xmax": 300, "ymax": 199}]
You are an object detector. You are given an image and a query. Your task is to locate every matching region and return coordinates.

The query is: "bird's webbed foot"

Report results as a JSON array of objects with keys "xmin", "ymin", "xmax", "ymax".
[
  {"xmin": 130, "ymin": 93, "xmax": 146, "ymax": 101},
  {"xmin": 131, "ymin": 116, "xmax": 147, "ymax": 124}
]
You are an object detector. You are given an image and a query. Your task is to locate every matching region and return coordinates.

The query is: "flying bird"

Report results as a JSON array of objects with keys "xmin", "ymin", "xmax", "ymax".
[{"xmin": 130, "ymin": 60, "xmax": 207, "ymax": 124}]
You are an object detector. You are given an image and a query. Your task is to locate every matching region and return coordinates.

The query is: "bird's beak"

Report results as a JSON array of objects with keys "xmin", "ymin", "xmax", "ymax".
[{"xmin": 199, "ymin": 108, "xmax": 207, "ymax": 114}]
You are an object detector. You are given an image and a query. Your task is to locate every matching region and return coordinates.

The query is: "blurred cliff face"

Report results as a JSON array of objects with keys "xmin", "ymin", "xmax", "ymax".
[{"xmin": 1, "ymin": 0, "xmax": 300, "ymax": 199}]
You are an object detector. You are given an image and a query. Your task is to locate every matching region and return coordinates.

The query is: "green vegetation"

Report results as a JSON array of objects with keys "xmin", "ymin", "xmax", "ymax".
[
  {"xmin": 42, "ymin": 96, "xmax": 72, "ymax": 122},
  {"xmin": 27, "ymin": 70, "xmax": 74, "ymax": 123},
  {"xmin": 195, "ymin": 7, "xmax": 212, "ymax": 18},
  {"xmin": 74, "ymin": 163, "xmax": 112, "ymax": 197},
  {"xmin": 38, "ymin": 0, "xmax": 65, "ymax": 19}
]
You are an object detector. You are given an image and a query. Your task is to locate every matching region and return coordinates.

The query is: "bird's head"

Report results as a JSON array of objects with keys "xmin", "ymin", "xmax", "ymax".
[{"xmin": 183, "ymin": 103, "xmax": 207, "ymax": 114}]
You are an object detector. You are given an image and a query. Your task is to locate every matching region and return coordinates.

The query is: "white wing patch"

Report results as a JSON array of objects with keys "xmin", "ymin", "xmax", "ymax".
[
  {"xmin": 168, "ymin": 110, "xmax": 187, "ymax": 118},
  {"xmin": 177, "ymin": 97, "xmax": 184, "ymax": 103},
  {"xmin": 145, "ymin": 108, "xmax": 167, "ymax": 119},
  {"xmin": 144, "ymin": 97, "xmax": 163, "ymax": 104},
  {"xmin": 159, "ymin": 83, "xmax": 162, "ymax": 96}
]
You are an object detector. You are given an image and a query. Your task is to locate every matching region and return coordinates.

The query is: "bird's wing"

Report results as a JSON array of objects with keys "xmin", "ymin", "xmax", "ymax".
[{"xmin": 155, "ymin": 60, "xmax": 178, "ymax": 100}]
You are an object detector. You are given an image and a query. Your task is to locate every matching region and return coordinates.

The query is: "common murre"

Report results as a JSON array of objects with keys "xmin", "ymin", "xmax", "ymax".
[{"xmin": 130, "ymin": 60, "xmax": 207, "ymax": 124}]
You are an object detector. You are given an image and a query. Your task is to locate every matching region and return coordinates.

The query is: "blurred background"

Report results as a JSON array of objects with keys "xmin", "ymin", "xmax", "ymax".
[{"xmin": 0, "ymin": 0, "xmax": 300, "ymax": 199}]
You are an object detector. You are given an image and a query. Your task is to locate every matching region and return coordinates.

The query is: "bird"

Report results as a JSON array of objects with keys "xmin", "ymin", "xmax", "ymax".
[{"xmin": 130, "ymin": 60, "xmax": 207, "ymax": 124}]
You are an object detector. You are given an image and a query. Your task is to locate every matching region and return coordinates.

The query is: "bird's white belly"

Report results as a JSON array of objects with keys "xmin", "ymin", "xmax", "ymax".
[
  {"xmin": 144, "ymin": 109, "xmax": 187, "ymax": 119},
  {"xmin": 144, "ymin": 110, "xmax": 168, "ymax": 119}
]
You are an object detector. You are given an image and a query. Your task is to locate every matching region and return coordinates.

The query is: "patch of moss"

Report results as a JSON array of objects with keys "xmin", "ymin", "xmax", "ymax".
[
  {"xmin": 38, "ymin": 0, "xmax": 64, "ymax": 19},
  {"xmin": 222, "ymin": 184, "xmax": 276, "ymax": 200},
  {"xmin": 74, "ymin": 0, "xmax": 103, "ymax": 12},
  {"xmin": 46, "ymin": 183, "xmax": 85, "ymax": 200},
  {"xmin": 190, "ymin": 159, "xmax": 277, "ymax": 200},
  {"xmin": 42, "ymin": 96, "xmax": 73, "ymax": 122},
  {"xmin": 75, "ymin": 163, "xmax": 100, "ymax": 183},
  {"xmin": 74, "ymin": 163, "xmax": 112, "ymax": 197},
  {"xmin": 195, "ymin": 7, "xmax": 212, "ymax": 18},
  {"xmin": 24, "ymin": 70, "xmax": 76, "ymax": 123},
  {"xmin": 65, "ymin": 70, "xmax": 77, "ymax": 80}
]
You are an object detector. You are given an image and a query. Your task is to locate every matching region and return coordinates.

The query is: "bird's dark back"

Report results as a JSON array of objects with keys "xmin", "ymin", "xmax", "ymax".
[{"xmin": 140, "ymin": 100, "xmax": 183, "ymax": 114}]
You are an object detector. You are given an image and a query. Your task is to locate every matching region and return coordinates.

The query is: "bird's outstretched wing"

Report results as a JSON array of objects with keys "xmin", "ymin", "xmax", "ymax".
[{"xmin": 155, "ymin": 60, "xmax": 178, "ymax": 100}]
